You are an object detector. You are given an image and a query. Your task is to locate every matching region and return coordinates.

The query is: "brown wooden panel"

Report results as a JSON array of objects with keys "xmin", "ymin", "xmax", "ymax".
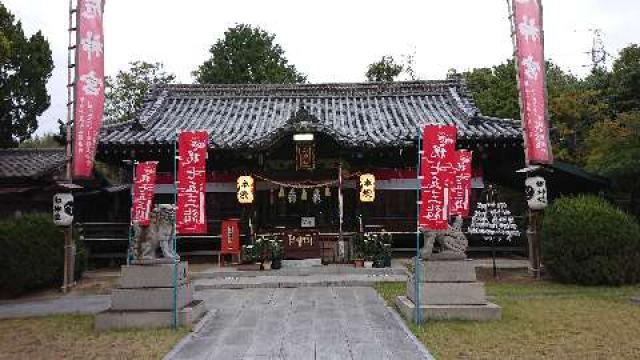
[{"xmin": 283, "ymin": 230, "xmax": 320, "ymax": 259}]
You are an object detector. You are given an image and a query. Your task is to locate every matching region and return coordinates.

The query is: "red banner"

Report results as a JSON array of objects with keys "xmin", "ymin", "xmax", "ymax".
[
  {"xmin": 450, "ymin": 150, "xmax": 473, "ymax": 217},
  {"xmin": 176, "ymin": 131, "xmax": 208, "ymax": 234},
  {"xmin": 72, "ymin": 0, "xmax": 106, "ymax": 178},
  {"xmin": 221, "ymin": 219, "xmax": 240, "ymax": 254},
  {"xmin": 512, "ymin": 0, "xmax": 553, "ymax": 164},
  {"xmin": 419, "ymin": 125, "xmax": 457, "ymax": 230},
  {"xmin": 131, "ymin": 162, "xmax": 157, "ymax": 226}
]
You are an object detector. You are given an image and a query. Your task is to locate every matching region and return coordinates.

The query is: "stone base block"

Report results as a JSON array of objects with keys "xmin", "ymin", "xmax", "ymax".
[
  {"xmin": 395, "ymin": 296, "xmax": 501, "ymax": 322},
  {"xmin": 407, "ymin": 279, "xmax": 487, "ymax": 305},
  {"xmin": 111, "ymin": 283, "xmax": 193, "ymax": 311},
  {"xmin": 119, "ymin": 262, "xmax": 189, "ymax": 288},
  {"xmin": 281, "ymin": 259, "xmax": 322, "ymax": 268},
  {"xmin": 95, "ymin": 300, "xmax": 209, "ymax": 331},
  {"xmin": 418, "ymin": 260, "xmax": 477, "ymax": 282}
]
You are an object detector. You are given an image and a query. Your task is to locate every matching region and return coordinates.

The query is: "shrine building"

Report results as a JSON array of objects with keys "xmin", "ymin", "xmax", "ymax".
[{"xmin": 89, "ymin": 74, "xmax": 536, "ymax": 259}]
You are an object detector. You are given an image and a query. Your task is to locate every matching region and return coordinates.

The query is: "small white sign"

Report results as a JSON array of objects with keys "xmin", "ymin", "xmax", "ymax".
[
  {"xmin": 53, "ymin": 193, "xmax": 74, "ymax": 226},
  {"xmin": 301, "ymin": 217, "xmax": 315, "ymax": 228}
]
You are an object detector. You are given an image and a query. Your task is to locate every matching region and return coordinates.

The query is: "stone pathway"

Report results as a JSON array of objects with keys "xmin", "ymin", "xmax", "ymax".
[
  {"xmin": 166, "ymin": 287, "xmax": 433, "ymax": 360},
  {"xmin": 0, "ymin": 295, "xmax": 110, "ymax": 319}
]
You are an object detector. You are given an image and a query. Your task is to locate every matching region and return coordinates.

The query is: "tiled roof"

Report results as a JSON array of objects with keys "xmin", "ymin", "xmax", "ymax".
[
  {"xmin": 100, "ymin": 78, "xmax": 522, "ymax": 149},
  {"xmin": 0, "ymin": 149, "xmax": 66, "ymax": 180}
]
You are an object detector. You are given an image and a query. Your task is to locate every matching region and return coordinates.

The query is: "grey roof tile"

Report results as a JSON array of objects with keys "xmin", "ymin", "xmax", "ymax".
[
  {"xmin": 100, "ymin": 79, "xmax": 522, "ymax": 149},
  {"xmin": 0, "ymin": 148, "xmax": 66, "ymax": 180}
]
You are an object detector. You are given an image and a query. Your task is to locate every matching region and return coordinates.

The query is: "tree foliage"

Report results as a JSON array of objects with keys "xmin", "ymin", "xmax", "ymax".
[
  {"xmin": 194, "ymin": 24, "xmax": 306, "ymax": 84},
  {"xmin": 104, "ymin": 61, "xmax": 175, "ymax": 124},
  {"xmin": 365, "ymin": 56, "xmax": 403, "ymax": 82},
  {"xmin": 0, "ymin": 4, "xmax": 53, "ymax": 148},
  {"xmin": 18, "ymin": 132, "xmax": 63, "ymax": 148},
  {"xmin": 610, "ymin": 44, "xmax": 640, "ymax": 113}
]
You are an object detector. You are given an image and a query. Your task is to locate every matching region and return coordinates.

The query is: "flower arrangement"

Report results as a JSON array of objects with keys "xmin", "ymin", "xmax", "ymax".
[{"xmin": 352, "ymin": 231, "xmax": 393, "ymax": 267}]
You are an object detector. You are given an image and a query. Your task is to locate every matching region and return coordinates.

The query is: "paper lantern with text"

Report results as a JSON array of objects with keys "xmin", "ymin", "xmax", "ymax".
[
  {"xmin": 237, "ymin": 176, "xmax": 255, "ymax": 204},
  {"xmin": 359, "ymin": 174, "xmax": 376, "ymax": 202}
]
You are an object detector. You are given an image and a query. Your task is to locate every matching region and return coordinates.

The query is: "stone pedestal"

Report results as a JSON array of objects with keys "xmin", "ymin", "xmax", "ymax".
[
  {"xmin": 396, "ymin": 260, "xmax": 501, "ymax": 321},
  {"xmin": 95, "ymin": 261, "xmax": 207, "ymax": 330}
]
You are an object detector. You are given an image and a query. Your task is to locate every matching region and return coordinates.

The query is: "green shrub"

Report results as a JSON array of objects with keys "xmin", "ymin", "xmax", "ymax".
[
  {"xmin": 0, "ymin": 213, "xmax": 86, "ymax": 297},
  {"xmin": 541, "ymin": 195, "xmax": 640, "ymax": 285}
]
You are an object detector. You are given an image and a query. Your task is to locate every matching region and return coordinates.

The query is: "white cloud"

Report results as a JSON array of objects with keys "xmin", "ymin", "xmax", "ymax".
[{"xmin": 3, "ymin": 0, "xmax": 639, "ymax": 135}]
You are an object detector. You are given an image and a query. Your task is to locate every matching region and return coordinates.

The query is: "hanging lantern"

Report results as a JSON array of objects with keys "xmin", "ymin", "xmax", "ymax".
[
  {"xmin": 359, "ymin": 173, "xmax": 375, "ymax": 202},
  {"xmin": 278, "ymin": 186, "xmax": 285, "ymax": 198},
  {"xmin": 312, "ymin": 188, "xmax": 322, "ymax": 204},
  {"xmin": 236, "ymin": 176, "xmax": 254, "ymax": 204},
  {"xmin": 525, "ymin": 176, "xmax": 548, "ymax": 210},
  {"xmin": 301, "ymin": 188, "xmax": 308, "ymax": 201},
  {"xmin": 288, "ymin": 188, "xmax": 297, "ymax": 204},
  {"xmin": 325, "ymin": 186, "xmax": 331, "ymax": 197}
]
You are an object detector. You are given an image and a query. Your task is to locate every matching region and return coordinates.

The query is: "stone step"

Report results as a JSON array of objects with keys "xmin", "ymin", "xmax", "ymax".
[
  {"xmin": 111, "ymin": 283, "xmax": 193, "ymax": 311},
  {"xmin": 193, "ymin": 266, "xmax": 406, "ymax": 279},
  {"xmin": 194, "ymin": 274, "xmax": 406, "ymax": 290},
  {"xmin": 416, "ymin": 260, "xmax": 477, "ymax": 282},
  {"xmin": 395, "ymin": 295, "xmax": 501, "ymax": 321},
  {"xmin": 95, "ymin": 300, "xmax": 209, "ymax": 331},
  {"xmin": 407, "ymin": 278, "xmax": 488, "ymax": 305}
]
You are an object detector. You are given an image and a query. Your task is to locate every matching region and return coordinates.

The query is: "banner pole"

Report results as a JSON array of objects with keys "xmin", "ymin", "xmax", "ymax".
[
  {"xmin": 172, "ymin": 134, "xmax": 178, "ymax": 329},
  {"xmin": 127, "ymin": 161, "xmax": 136, "ymax": 265},
  {"xmin": 415, "ymin": 129, "xmax": 422, "ymax": 325}
]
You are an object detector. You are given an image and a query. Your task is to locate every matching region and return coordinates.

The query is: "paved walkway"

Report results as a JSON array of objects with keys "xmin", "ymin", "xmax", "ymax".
[
  {"xmin": 0, "ymin": 295, "xmax": 110, "ymax": 319},
  {"xmin": 166, "ymin": 287, "xmax": 433, "ymax": 360}
]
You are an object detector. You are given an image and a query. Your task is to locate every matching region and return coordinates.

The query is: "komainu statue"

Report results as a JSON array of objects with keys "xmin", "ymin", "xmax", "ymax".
[
  {"xmin": 131, "ymin": 204, "xmax": 180, "ymax": 261},
  {"xmin": 421, "ymin": 216, "xmax": 468, "ymax": 259}
]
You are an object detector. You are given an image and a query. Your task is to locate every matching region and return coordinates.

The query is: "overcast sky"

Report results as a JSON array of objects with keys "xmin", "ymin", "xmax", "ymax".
[{"xmin": 4, "ymin": 0, "xmax": 639, "ymax": 135}]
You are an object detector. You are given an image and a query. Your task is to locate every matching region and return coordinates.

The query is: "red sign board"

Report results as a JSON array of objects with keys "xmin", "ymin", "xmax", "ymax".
[
  {"xmin": 131, "ymin": 162, "xmax": 157, "ymax": 226},
  {"xmin": 419, "ymin": 125, "xmax": 457, "ymax": 230},
  {"xmin": 176, "ymin": 131, "xmax": 208, "ymax": 234},
  {"xmin": 512, "ymin": 0, "xmax": 553, "ymax": 164},
  {"xmin": 73, "ymin": 0, "xmax": 106, "ymax": 178},
  {"xmin": 221, "ymin": 220, "xmax": 240, "ymax": 254},
  {"xmin": 450, "ymin": 150, "xmax": 473, "ymax": 217}
]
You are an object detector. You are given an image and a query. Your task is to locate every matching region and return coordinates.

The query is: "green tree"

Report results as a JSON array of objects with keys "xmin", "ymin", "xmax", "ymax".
[
  {"xmin": 194, "ymin": 24, "xmax": 306, "ymax": 84},
  {"xmin": 0, "ymin": 4, "xmax": 53, "ymax": 148},
  {"xmin": 610, "ymin": 44, "xmax": 640, "ymax": 113},
  {"xmin": 18, "ymin": 132, "xmax": 63, "ymax": 148},
  {"xmin": 104, "ymin": 61, "xmax": 175, "ymax": 124},
  {"xmin": 463, "ymin": 61, "xmax": 519, "ymax": 119},
  {"xmin": 365, "ymin": 56, "xmax": 403, "ymax": 82},
  {"xmin": 586, "ymin": 112, "xmax": 640, "ymax": 198}
]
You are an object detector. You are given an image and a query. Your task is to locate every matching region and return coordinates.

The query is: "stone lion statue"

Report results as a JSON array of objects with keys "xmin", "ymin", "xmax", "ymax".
[
  {"xmin": 420, "ymin": 216, "xmax": 468, "ymax": 259},
  {"xmin": 131, "ymin": 204, "xmax": 179, "ymax": 261}
]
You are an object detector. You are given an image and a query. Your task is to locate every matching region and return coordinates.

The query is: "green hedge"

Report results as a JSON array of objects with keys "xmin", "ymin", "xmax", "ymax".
[
  {"xmin": 0, "ymin": 213, "xmax": 86, "ymax": 298},
  {"xmin": 541, "ymin": 195, "xmax": 640, "ymax": 285}
]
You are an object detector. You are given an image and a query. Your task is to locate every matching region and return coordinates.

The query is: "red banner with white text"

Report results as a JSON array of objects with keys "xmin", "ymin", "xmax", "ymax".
[
  {"xmin": 450, "ymin": 150, "xmax": 473, "ymax": 217},
  {"xmin": 176, "ymin": 131, "xmax": 208, "ymax": 234},
  {"xmin": 221, "ymin": 219, "xmax": 240, "ymax": 254},
  {"xmin": 419, "ymin": 125, "xmax": 457, "ymax": 230},
  {"xmin": 131, "ymin": 162, "xmax": 157, "ymax": 226},
  {"xmin": 512, "ymin": 0, "xmax": 553, "ymax": 164},
  {"xmin": 73, "ymin": 0, "xmax": 106, "ymax": 178}
]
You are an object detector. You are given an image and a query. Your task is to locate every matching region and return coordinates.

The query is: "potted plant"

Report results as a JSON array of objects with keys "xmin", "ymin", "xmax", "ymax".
[
  {"xmin": 238, "ymin": 244, "xmax": 260, "ymax": 271},
  {"xmin": 352, "ymin": 233, "xmax": 365, "ymax": 267},
  {"xmin": 363, "ymin": 234, "xmax": 376, "ymax": 268},
  {"xmin": 270, "ymin": 238, "xmax": 283, "ymax": 270}
]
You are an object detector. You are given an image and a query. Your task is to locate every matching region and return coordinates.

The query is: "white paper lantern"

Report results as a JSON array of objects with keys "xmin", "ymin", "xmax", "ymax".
[
  {"xmin": 53, "ymin": 193, "xmax": 74, "ymax": 226},
  {"xmin": 525, "ymin": 176, "xmax": 548, "ymax": 210}
]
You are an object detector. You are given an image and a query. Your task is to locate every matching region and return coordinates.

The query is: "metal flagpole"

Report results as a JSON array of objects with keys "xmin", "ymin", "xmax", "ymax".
[
  {"xmin": 172, "ymin": 134, "xmax": 178, "ymax": 329},
  {"xmin": 415, "ymin": 130, "xmax": 422, "ymax": 325},
  {"xmin": 62, "ymin": 0, "xmax": 77, "ymax": 294},
  {"xmin": 127, "ymin": 161, "xmax": 137, "ymax": 265}
]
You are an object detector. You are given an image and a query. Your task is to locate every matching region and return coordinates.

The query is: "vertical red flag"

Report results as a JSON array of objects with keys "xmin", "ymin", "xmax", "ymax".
[
  {"xmin": 419, "ymin": 125, "xmax": 457, "ymax": 230},
  {"xmin": 512, "ymin": 0, "xmax": 553, "ymax": 164},
  {"xmin": 176, "ymin": 131, "xmax": 208, "ymax": 234},
  {"xmin": 450, "ymin": 150, "xmax": 473, "ymax": 217},
  {"xmin": 221, "ymin": 220, "xmax": 240, "ymax": 254},
  {"xmin": 131, "ymin": 162, "xmax": 157, "ymax": 226},
  {"xmin": 73, "ymin": 0, "xmax": 106, "ymax": 178}
]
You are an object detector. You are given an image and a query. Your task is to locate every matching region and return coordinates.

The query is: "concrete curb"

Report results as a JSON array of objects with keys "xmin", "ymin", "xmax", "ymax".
[
  {"xmin": 385, "ymin": 301, "xmax": 435, "ymax": 360},
  {"xmin": 162, "ymin": 307, "xmax": 218, "ymax": 360},
  {"xmin": 194, "ymin": 275, "xmax": 407, "ymax": 290}
]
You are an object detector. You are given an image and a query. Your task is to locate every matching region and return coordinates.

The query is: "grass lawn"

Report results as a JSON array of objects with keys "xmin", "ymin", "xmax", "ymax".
[
  {"xmin": 376, "ymin": 280, "xmax": 640, "ymax": 359},
  {"xmin": 0, "ymin": 314, "xmax": 189, "ymax": 360}
]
